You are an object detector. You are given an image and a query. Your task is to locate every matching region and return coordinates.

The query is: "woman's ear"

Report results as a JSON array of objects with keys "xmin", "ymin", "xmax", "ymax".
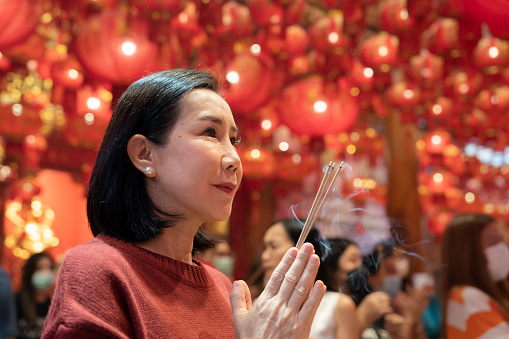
[{"xmin": 127, "ymin": 134, "xmax": 156, "ymax": 177}]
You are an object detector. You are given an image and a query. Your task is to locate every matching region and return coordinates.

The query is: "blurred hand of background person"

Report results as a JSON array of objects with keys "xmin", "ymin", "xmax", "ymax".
[{"xmin": 357, "ymin": 291, "xmax": 393, "ymax": 326}]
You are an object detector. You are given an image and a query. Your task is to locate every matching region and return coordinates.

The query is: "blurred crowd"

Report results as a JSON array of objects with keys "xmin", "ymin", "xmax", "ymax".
[{"xmin": 2, "ymin": 213, "xmax": 508, "ymax": 339}]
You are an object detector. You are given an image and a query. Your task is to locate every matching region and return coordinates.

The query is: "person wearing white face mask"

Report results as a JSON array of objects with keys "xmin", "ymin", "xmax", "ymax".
[
  {"xmin": 16, "ymin": 252, "xmax": 56, "ymax": 339},
  {"xmin": 441, "ymin": 214, "xmax": 509, "ymax": 338}
]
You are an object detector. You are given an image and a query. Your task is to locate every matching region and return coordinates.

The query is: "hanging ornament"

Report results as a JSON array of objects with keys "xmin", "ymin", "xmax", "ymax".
[
  {"xmin": 422, "ymin": 18, "xmax": 459, "ymax": 56},
  {"xmin": 424, "ymin": 129, "xmax": 451, "ymax": 154},
  {"xmin": 308, "ymin": 10, "xmax": 344, "ymax": 53},
  {"xmin": 247, "ymin": 0, "xmax": 283, "ymax": 26},
  {"xmin": 0, "ymin": 0, "xmax": 43, "ymax": 49},
  {"xmin": 378, "ymin": 0, "xmax": 414, "ymax": 34},
  {"xmin": 277, "ymin": 76, "xmax": 360, "ymax": 137},
  {"xmin": 75, "ymin": 8, "xmax": 157, "ymax": 84},
  {"xmin": 473, "ymin": 36, "xmax": 509, "ymax": 70},
  {"xmin": 224, "ymin": 52, "xmax": 275, "ymax": 114},
  {"xmin": 214, "ymin": 1, "xmax": 254, "ymax": 37},
  {"xmin": 239, "ymin": 145, "xmax": 276, "ymax": 179},
  {"xmin": 359, "ymin": 32, "xmax": 400, "ymax": 71},
  {"xmin": 408, "ymin": 49, "xmax": 444, "ymax": 82}
]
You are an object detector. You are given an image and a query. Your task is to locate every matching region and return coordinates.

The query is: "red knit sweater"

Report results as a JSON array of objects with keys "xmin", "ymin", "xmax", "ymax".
[{"xmin": 41, "ymin": 235, "xmax": 235, "ymax": 338}]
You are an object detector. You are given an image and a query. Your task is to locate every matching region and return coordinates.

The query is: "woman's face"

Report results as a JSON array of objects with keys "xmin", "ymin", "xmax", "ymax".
[
  {"xmin": 148, "ymin": 89, "xmax": 242, "ymax": 224},
  {"xmin": 481, "ymin": 222, "xmax": 504, "ymax": 249},
  {"xmin": 35, "ymin": 256, "xmax": 54, "ymax": 275},
  {"xmin": 336, "ymin": 244, "xmax": 362, "ymax": 286},
  {"xmin": 261, "ymin": 223, "xmax": 295, "ymax": 284}
]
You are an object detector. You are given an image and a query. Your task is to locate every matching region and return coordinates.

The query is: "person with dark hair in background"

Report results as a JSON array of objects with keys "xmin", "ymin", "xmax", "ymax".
[
  {"xmin": 347, "ymin": 242, "xmax": 429, "ymax": 339},
  {"xmin": 42, "ymin": 69, "xmax": 325, "ymax": 339},
  {"xmin": 16, "ymin": 252, "xmax": 55, "ymax": 339},
  {"xmin": 441, "ymin": 213, "xmax": 509, "ymax": 338},
  {"xmin": 261, "ymin": 221, "xmax": 392, "ymax": 339},
  {"xmin": 0, "ymin": 265, "xmax": 18, "ymax": 339}
]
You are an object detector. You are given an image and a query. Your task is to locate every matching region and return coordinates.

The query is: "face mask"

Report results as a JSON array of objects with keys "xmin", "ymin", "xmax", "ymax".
[
  {"xmin": 484, "ymin": 242, "xmax": 509, "ymax": 282},
  {"xmin": 31, "ymin": 271, "xmax": 55, "ymax": 291},
  {"xmin": 383, "ymin": 275, "xmax": 402, "ymax": 297},
  {"xmin": 394, "ymin": 257, "xmax": 410, "ymax": 278},
  {"xmin": 212, "ymin": 256, "xmax": 234, "ymax": 277}
]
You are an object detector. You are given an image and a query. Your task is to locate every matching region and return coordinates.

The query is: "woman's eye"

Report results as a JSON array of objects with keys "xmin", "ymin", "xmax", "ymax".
[
  {"xmin": 230, "ymin": 136, "xmax": 241, "ymax": 146},
  {"xmin": 204, "ymin": 128, "xmax": 216, "ymax": 138}
]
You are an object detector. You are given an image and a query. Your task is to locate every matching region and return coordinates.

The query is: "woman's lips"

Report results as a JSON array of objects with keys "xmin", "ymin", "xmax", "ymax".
[{"xmin": 214, "ymin": 183, "xmax": 236, "ymax": 195}]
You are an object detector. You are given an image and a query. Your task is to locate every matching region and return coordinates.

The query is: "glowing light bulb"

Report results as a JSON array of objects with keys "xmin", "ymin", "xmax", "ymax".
[
  {"xmin": 403, "ymin": 89, "xmax": 413, "ymax": 99},
  {"xmin": 250, "ymin": 149, "xmax": 261, "ymax": 159},
  {"xmin": 432, "ymin": 104, "xmax": 442, "ymax": 115},
  {"xmin": 432, "ymin": 173, "xmax": 443, "ymax": 183},
  {"xmin": 87, "ymin": 97, "xmax": 101, "ymax": 110},
  {"xmin": 68, "ymin": 69, "xmax": 79, "ymax": 79},
  {"xmin": 431, "ymin": 135, "xmax": 442, "ymax": 145},
  {"xmin": 291, "ymin": 154, "xmax": 301, "ymax": 164},
  {"xmin": 226, "ymin": 71, "xmax": 239, "ymax": 84},
  {"xmin": 378, "ymin": 46, "xmax": 388, "ymax": 57},
  {"xmin": 363, "ymin": 68, "xmax": 374, "ymax": 78},
  {"xmin": 261, "ymin": 119, "xmax": 272, "ymax": 130},
  {"xmin": 250, "ymin": 44, "xmax": 261, "ymax": 56},
  {"xmin": 121, "ymin": 41, "xmax": 137, "ymax": 56},
  {"xmin": 279, "ymin": 142, "xmax": 289, "ymax": 152},
  {"xmin": 489, "ymin": 46, "xmax": 499, "ymax": 59},
  {"xmin": 313, "ymin": 100, "xmax": 327, "ymax": 113},
  {"xmin": 328, "ymin": 32, "xmax": 339, "ymax": 44},
  {"xmin": 84, "ymin": 113, "xmax": 95, "ymax": 125}
]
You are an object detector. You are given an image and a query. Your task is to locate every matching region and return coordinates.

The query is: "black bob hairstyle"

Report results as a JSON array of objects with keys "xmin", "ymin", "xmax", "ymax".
[{"xmin": 87, "ymin": 69, "xmax": 220, "ymax": 251}]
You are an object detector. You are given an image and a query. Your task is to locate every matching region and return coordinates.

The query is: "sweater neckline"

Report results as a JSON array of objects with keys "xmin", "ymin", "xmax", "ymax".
[{"xmin": 96, "ymin": 234, "xmax": 212, "ymax": 288}]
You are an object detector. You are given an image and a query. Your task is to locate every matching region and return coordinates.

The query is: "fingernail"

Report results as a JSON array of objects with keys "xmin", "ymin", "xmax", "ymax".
[
  {"xmin": 302, "ymin": 244, "xmax": 313, "ymax": 254},
  {"xmin": 232, "ymin": 281, "xmax": 239, "ymax": 288},
  {"xmin": 309, "ymin": 254, "xmax": 319, "ymax": 264},
  {"xmin": 289, "ymin": 248, "xmax": 298, "ymax": 258}
]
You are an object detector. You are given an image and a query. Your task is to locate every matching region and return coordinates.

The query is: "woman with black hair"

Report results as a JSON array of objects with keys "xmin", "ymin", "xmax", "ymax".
[
  {"xmin": 42, "ymin": 69, "xmax": 325, "ymax": 339},
  {"xmin": 16, "ymin": 252, "xmax": 55, "ymax": 339}
]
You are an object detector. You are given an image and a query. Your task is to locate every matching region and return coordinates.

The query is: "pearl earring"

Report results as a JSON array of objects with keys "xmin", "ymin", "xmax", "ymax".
[{"xmin": 144, "ymin": 167, "xmax": 155, "ymax": 177}]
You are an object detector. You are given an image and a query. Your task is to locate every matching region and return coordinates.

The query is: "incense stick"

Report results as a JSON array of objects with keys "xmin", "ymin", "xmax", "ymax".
[{"xmin": 296, "ymin": 161, "xmax": 344, "ymax": 249}]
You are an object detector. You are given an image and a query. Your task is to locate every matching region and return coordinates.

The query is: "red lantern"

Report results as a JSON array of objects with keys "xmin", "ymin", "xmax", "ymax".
[
  {"xmin": 428, "ymin": 96, "xmax": 453, "ymax": 118},
  {"xmin": 386, "ymin": 81, "xmax": 422, "ymax": 108},
  {"xmin": 427, "ymin": 169, "xmax": 454, "ymax": 194},
  {"xmin": 76, "ymin": 85, "xmax": 113, "ymax": 119},
  {"xmin": 239, "ymin": 146, "xmax": 276, "ymax": 179},
  {"xmin": 64, "ymin": 115, "xmax": 110, "ymax": 150},
  {"xmin": 408, "ymin": 50, "xmax": 444, "ymax": 82},
  {"xmin": 473, "ymin": 36, "xmax": 509, "ymax": 69},
  {"xmin": 277, "ymin": 77, "xmax": 360, "ymax": 137},
  {"xmin": 75, "ymin": 9, "xmax": 157, "ymax": 84},
  {"xmin": 308, "ymin": 11, "xmax": 344, "ymax": 53},
  {"xmin": 445, "ymin": 69, "xmax": 483, "ymax": 99},
  {"xmin": 0, "ymin": 52, "xmax": 11, "ymax": 71},
  {"xmin": 378, "ymin": 0, "xmax": 415, "ymax": 34},
  {"xmin": 247, "ymin": 0, "xmax": 283, "ymax": 26},
  {"xmin": 359, "ymin": 32, "xmax": 399, "ymax": 69},
  {"xmin": 422, "ymin": 18, "xmax": 459, "ymax": 56},
  {"xmin": 424, "ymin": 129, "xmax": 451, "ymax": 154},
  {"xmin": 224, "ymin": 52, "xmax": 275, "ymax": 114},
  {"xmin": 50, "ymin": 55, "xmax": 85, "ymax": 89},
  {"xmin": 0, "ymin": 0, "xmax": 42, "ymax": 49},
  {"xmin": 282, "ymin": 25, "xmax": 309, "ymax": 56},
  {"xmin": 474, "ymin": 85, "xmax": 509, "ymax": 113},
  {"xmin": 348, "ymin": 59, "xmax": 375, "ymax": 90},
  {"xmin": 283, "ymin": 0, "xmax": 307, "ymax": 26},
  {"xmin": 276, "ymin": 153, "xmax": 318, "ymax": 181},
  {"xmin": 214, "ymin": 1, "xmax": 254, "ymax": 37}
]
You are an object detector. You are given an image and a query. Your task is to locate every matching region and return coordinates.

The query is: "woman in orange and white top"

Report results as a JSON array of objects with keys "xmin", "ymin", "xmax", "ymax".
[{"xmin": 441, "ymin": 214, "xmax": 509, "ymax": 338}]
